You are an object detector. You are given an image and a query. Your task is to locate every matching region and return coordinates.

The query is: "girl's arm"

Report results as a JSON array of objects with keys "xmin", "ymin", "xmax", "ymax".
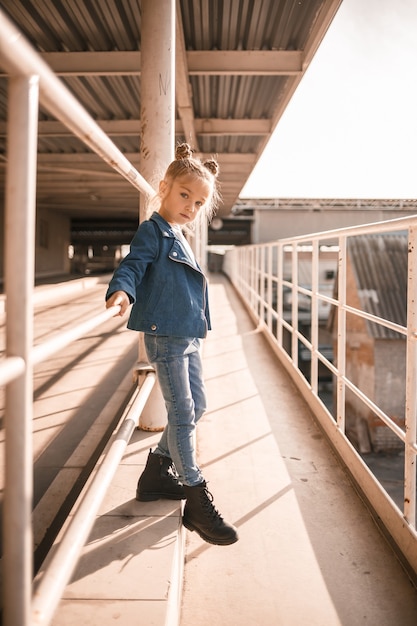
[{"xmin": 105, "ymin": 219, "xmax": 159, "ymax": 304}]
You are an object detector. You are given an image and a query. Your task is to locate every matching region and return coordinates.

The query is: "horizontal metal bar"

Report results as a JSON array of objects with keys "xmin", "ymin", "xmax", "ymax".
[
  {"xmin": 341, "ymin": 375, "xmax": 407, "ymax": 443},
  {"xmin": 31, "ymin": 306, "xmax": 121, "ymax": 365},
  {"xmin": 0, "ymin": 356, "xmax": 25, "ymax": 386},
  {"xmin": 31, "ymin": 372, "xmax": 156, "ymax": 626},
  {"xmin": 0, "ymin": 49, "xmax": 302, "ymax": 77},
  {"xmin": 278, "ymin": 214, "xmax": 417, "ymax": 244},
  {"xmin": 288, "ymin": 289, "xmax": 406, "ymax": 336},
  {"xmin": 343, "ymin": 303, "xmax": 407, "ymax": 336}
]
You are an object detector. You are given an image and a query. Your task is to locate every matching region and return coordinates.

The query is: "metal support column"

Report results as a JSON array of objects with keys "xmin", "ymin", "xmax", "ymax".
[
  {"xmin": 404, "ymin": 224, "xmax": 417, "ymax": 525},
  {"xmin": 3, "ymin": 75, "xmax": 39, "ymax": 626},
  {"xmin": 137, "ymin": 0, "xmax": 175, "ymax": 430}
]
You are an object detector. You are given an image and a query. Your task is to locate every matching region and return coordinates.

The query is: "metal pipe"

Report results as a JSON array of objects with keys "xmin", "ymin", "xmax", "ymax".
[
  {"xmin": 140, "ymin": 0, "xmax": 175, "ymax": 204},
  {"xmin": 31, "ymin": 306, "xmax": 121, "ymax": 365},
  {"xmin": 336, "ymin": 236, "xmax": 347, "ymax": 432},
  {"xmin": 291, "ymin": 245, "xmax": 299, "ymax": 369},
  {"xmin": 310, "ymin": 240, "xmax": 319, "ymax": 393},
  {"xmin": 138, "ymin": 0, "xmax": 175, "ymax": 430},
  {"xmin": 277, "ymin": 243, "xmax": 284, "ymax": 346},
  {"xmin": 0, "ymin": 356, "xmax": 25, "ymax": 386},
  {"xmin": 278, "ymin": 212, "xmax": 417, "ymax": 244},
  {"xmin": 404, "ymin": 224, "xmax": 417, "ymax": 525},
  {"xmin": 0, "ymin": 9, "xmax": 154, "ymax": 199},
  {"xmin": 1, "ymin": 305, "xmax": 120, "ymax": 385},
  {"xmin": 32, "ymin": 372, "xmax": 156, "ymax": 626},
  {"xmin": 3, "ymin": 75, "xmax": 39, "ymax": 626}
]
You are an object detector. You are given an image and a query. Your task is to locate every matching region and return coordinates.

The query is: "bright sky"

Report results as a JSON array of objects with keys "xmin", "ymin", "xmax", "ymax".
[{"xmin": 241, "ymin": 0, "xmax": 417, "ymax": 200}]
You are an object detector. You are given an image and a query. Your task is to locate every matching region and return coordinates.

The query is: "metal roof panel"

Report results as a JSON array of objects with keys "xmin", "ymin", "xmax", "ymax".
[
  {"xmin": 0, "ymin": 0, "xmax": 343, "ymax": 217},
  {"xmin": 348, "ymin": 234, "xmax": 408, "ymax": 339}
]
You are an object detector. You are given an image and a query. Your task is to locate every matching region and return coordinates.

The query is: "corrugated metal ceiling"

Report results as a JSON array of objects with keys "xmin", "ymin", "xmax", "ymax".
[{"xmin": 0, "ymin": 0, "xmax": 342, "ymax": 219}]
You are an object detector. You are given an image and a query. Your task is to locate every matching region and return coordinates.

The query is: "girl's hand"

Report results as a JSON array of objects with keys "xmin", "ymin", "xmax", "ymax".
[{"xmin": 106, "ymin": 290, "xmax": 130, "ymax": 317}]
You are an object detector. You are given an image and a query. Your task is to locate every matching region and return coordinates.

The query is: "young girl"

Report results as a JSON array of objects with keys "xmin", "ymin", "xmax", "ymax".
[{"xmin": 105, "ymin": 143, "xmax": 238, "ymax": 546}]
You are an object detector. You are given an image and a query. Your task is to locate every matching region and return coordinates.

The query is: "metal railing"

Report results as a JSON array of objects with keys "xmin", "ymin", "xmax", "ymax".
[
  {"xmin": 224, "ymin": 215, "xmax": 417, "ymax": 578},
  {"xmin": 0, "ymin": 9, "xmax": 156, "ymax": 626},
  {"xmin": 31, "ymin": 370, "xmax": 156, "ymax": 626}
]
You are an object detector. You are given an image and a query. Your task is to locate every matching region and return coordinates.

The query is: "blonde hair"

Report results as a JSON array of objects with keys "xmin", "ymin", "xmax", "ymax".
[{"xmin": 151, "ymin": 143, "xmax": 221, "ymax": 230}]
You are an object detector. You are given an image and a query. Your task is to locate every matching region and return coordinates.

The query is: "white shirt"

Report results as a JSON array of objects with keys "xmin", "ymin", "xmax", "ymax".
[{"xmin": 171, "ymin": 224, "xmax": 197, "ymax": 267}]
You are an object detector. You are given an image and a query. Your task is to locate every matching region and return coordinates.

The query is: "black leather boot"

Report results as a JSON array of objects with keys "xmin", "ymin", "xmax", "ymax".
[
  {"xmin": 136, "ymin": 449, "xmax": 185, "ymax": 501},
  {"xmin": 182, "ymin": 482, "xmax": 238, "ymax": 545}
]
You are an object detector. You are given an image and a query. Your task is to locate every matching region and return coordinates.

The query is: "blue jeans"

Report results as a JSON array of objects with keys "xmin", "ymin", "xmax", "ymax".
[{"xmin": 144, "ymin": 334, "xmax": 206, "ymax": 486}]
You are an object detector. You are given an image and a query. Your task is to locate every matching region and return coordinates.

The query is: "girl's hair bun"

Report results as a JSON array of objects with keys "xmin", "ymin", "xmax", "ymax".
[
  {"xmin": 203, "ymin": 159, "xmax": 219, "ymax": 178},
  {"xmin": 174, "ymin": 142, "xmax": 219, "ymax": 178},
  {"xmin": 175, "ymin": 143, "xmax": 193, "ymax": 160}
]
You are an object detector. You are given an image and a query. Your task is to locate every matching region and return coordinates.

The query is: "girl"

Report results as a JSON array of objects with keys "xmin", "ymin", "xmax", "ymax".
[{"xmin": 105, "ymin": 143, "xmax": 238, "ymax": 546}]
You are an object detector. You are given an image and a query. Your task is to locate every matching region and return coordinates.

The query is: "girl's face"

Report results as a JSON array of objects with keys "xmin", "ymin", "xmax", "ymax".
[{"xmin": 158, "ymin": 175, "xmax": 211, "ymax": 226}]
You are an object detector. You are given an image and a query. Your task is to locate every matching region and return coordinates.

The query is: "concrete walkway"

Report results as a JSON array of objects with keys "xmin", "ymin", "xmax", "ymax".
[
  {"xmin": 180, "ymin": 275, "xmax": 417, "ymax": 626},
  {"xmin": 46, "ymin": 274, "xmax": 417, "ymax": 626}
]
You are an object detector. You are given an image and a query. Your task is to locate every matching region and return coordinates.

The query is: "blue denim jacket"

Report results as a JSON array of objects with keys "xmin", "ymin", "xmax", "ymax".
[{"xmin": 105, "ymin": 212, "xmax": 211, "ymax": 338}]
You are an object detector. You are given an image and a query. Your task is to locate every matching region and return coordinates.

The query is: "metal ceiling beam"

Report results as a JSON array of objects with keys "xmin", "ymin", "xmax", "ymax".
[
  {"xmin": 14, "ymin": 49, "xmax": 303, "ymax": 76},
  {"xmin": 187, "ymin": 50, "xmax": 302, "ymax": 75},
  {"xmin": 35, "ymin": 151, "xmax": 257, "ymax": 165},
  {"xmin": 3, "ymin": 118, "xmax": 270, "ymax": 137}
]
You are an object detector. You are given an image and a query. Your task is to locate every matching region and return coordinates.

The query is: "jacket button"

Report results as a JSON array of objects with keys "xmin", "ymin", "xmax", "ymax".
[
  {"xmin": 151, "ymin": 324, "xmax": 157, "ymax": 331},
  {"xmin": 172, "ymin": 252, "xmax": 178, "ymax": 257}
]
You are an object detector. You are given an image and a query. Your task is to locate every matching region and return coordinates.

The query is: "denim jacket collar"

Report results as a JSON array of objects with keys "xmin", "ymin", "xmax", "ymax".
[{"xmin": 150, "ymin": 211, "xmax": 200, "ymax": 270}]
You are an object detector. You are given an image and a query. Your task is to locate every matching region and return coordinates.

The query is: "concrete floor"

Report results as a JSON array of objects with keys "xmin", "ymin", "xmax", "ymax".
[{"xmin": 23, "ymin": 273, "xmax": 417, "ymax": 626}]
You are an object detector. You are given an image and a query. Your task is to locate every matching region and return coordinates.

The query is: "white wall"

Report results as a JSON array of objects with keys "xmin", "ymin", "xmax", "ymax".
[{"xmin": 252, "ymin": 209, "xmax": 413, "ymax": 244}]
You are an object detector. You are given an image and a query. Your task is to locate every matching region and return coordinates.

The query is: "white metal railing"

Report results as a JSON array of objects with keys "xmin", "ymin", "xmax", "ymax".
[
  {"xmin": 0, "ymin": 9, "xmax": 157, "ymax": 626},
  {"xmin": 224, "ymin": 214, "xmax": 417, "ymax": 577},
  {"xmin": 31, "ymin": 371, "xmax": 156, "ymax": 626}
]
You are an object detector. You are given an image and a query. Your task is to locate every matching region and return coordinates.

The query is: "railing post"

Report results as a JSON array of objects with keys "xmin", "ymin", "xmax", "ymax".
[
  {"xmin": 311, "ymin": 240, "xmax": 319, "ymax": 393},
  {"xmin": 336, "ymin": 236, "xmax": 347, "ymax": 432},
  {"xmin": 404, "ymin": 225, "xmax": 417, "ymax": 525},
  {"xmin": 266, "ymin": 245, "xmax": 273, "ymax": 331},
  {"xmin": 277, "ymin": 242, "xmax": 284, "ymax": 345},
  {"xmin": 291, "ymin": 245, "xmax": 299, "ymax": 368},
  {"xmin": 3, "ymin": 74, "xmax": 39, "ymax": 626},
  {"xmin": 255, "ymin": 246, "xmax": 260, "ymax": 317}
]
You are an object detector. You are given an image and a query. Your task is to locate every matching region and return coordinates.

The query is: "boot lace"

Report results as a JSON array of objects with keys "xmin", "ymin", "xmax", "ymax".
[{"xmin": 200, "ymin": 486, "xmax": 224, "ymax": 523}]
